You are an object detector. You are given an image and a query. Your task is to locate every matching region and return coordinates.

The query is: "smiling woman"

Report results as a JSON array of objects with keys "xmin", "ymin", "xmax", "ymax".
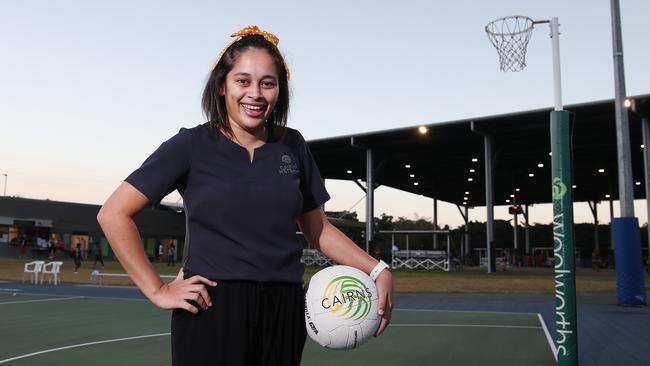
[
  {"xmin": 202, "ymin": 26, "xmax": 290, "ymax": 151},
  {"xmin": 96, "ymin": 25, "xmax": 393, "ymax": 366}
]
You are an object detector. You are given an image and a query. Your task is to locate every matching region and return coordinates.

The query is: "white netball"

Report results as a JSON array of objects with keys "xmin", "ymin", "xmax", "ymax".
[{"xmin": 304, "ymin": 265, "xmax": 381, "ymax": 350}]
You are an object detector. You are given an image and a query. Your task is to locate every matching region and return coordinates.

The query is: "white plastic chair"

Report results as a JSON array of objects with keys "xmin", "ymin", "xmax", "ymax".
[
  {"xmin": 22, "ymin": 261, "xmax": 45, "ymax": 284},
  {"xmin": 41, "ymin": 261, "xmax": 63, "ymax": 285}
]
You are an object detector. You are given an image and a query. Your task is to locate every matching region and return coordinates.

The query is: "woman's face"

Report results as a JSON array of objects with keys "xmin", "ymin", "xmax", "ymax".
[{"xmin": 220, "ymin": 47, "xmax": 280, "ymax": 134}]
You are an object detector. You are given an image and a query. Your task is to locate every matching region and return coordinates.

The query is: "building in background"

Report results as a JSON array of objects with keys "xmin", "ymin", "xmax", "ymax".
[{"xmin": 0, "ymin": 197, "xmax": 185, "ymax": 261}]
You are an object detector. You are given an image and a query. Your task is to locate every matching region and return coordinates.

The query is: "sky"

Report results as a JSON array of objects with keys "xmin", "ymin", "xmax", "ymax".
[{"xmin": 2, "ymin": 0, "xmax": 650, "ymax": 229}]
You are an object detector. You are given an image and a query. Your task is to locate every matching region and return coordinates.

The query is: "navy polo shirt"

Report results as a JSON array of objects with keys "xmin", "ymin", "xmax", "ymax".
[{"xmin": 125, "ymin": 122, "xmax": 330, "ymax": 283}]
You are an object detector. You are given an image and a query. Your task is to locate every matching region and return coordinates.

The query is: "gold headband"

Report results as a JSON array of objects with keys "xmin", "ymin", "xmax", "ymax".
[{"xmin": 212, "ymin": 25, "xmax": 291, "ymax": 80}]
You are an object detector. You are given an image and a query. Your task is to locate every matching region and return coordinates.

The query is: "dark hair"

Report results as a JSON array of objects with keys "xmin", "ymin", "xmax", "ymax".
[{"xmin": 202, "ymin": 35, "xmax": 289, "ymax": 139}]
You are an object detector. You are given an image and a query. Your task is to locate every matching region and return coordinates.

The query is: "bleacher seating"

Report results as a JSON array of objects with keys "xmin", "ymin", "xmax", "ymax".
[
  {"xmin": 301, "ymin": 249, "xmax": 334, "ymax": 266},
  {"xmin": 392, "ymin": 250, "xmax": 449, "ymax": 271}
]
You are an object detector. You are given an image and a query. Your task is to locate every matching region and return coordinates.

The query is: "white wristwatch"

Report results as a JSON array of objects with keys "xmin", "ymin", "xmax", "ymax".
[{"xmin": 369, "ymin": 260, "xmax": 390, "ymax": 281}]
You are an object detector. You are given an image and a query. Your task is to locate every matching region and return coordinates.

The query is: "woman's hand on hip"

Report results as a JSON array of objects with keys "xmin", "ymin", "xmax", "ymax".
[
  {"xmin": 374, "ymin": 269, "xmax": 393, "ymax": 337},
  {"xmin": 151, "ymin": 268, "xmax": 217, "ymax": 314}
]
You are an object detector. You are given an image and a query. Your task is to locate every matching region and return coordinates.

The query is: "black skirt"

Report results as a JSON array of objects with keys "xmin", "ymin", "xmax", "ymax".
[{"xmin": 171, "ymin": 281, "xmax": 307, "ymax": 366}]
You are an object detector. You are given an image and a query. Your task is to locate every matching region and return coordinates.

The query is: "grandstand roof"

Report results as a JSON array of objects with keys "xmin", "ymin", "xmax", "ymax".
[{"xmin": 307, "ymin": 94, "xmax": 650, "ymax": 207}]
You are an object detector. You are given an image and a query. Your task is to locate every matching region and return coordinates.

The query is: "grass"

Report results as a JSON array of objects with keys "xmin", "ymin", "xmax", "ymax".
[{"xmin": 2, "ymin": 257, "xmax": 648, "ymax": 293}]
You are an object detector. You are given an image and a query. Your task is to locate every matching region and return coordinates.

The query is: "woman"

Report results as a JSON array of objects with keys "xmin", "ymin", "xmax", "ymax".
[{"xmin": 97, "ymin": 25, "xmax": 393, "ymax": 366}]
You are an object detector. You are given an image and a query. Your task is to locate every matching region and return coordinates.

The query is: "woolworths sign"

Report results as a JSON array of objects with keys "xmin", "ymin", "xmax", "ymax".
[{"xmin": 551, "ymin": 110, "xmax": 578, "ymax": 365}]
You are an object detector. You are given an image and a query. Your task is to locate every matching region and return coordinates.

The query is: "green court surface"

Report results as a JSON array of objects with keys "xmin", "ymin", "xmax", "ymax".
[{"xmin": 0, "ymin": 292, "xmax": 555, "ymax": 366}]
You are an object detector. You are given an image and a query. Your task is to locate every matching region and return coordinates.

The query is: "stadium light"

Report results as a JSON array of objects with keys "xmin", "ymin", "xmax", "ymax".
[
  {"xmin": 413, "ymin": 182, "xmax": 419, "ymax": 186},
  {"xmin": 471, "ymin": 158, "xmax": 478, "ymax": 162},
  {"xmin": 410, "ymin": 174, "xmax": 415, "ymax": 178},
  {"xmin": 418, "ymin": 126, "xmax": 429, "ymax": 135},
  {"xmin": 528, "ymin": 173, "xmax": 534, "ymax": 177},
  {"xmin": 624, "ymin": 99, "xmax": 632, "ymax": 108},
  {"xmin": 537, "ymin": 163, "xmax": 544, "ymax": 168},
  {"xmin": 467, "ymin": 178, "xmax": 473, "ymax": 182},
  {"xmin": 346, "ymin": 170, "xmax": 352, "ymax": 174},
  {"xmin": 598, "ymin": 168, "xmax": 605, "ymax": 173},
  {"xmin": 404, "ymin": 164, "xmax": 411, "ymax": 168}
]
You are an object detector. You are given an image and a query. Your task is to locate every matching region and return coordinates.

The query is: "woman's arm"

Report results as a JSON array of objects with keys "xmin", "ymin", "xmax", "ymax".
[
  {"xmin": 97, "ymin": 181, "xmax": 215, "ymax": 313},
  {"xmin": 298, "ymin": 207, "xmax": 393, "ymax": 336}
]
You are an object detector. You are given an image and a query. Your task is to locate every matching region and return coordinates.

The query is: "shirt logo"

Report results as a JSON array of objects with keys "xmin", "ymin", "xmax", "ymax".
[{"xmin": 279, "ymin": 154, "xmax": 299, "ymax": 174}]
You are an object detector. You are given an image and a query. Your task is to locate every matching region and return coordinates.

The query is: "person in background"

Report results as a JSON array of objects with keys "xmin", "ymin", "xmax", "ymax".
[
  {"xmin": 591, "ymin": 248, "xmax": 601, "ymax": 272},
  {"xmin": 57, "ymin": 239, "xmax": 64, "ymax": 258},
  {"xmin": 156, "ymin": 241, "xmax": 164, "ymax": 262},
  {"xmin": 18, "ymin": 235, "xmax": 27, "ymax": 258},
  {"xmin": 73, "ymin": 243, "xmax": 82, "ymax": 274},
  {"xmin": 93, "ymin": 240, "xmax": 105, "ymax": 269},
  {"xmin": 167, "ymin": 244, "xmax": 176, "ymax": 267},
  {"xmin": 502, "ymin": 249, "xmax": 510, "ymax": 271},
  {"xmin": 48, "ymin": 237, "xmax": 56, "ymax": 259}
]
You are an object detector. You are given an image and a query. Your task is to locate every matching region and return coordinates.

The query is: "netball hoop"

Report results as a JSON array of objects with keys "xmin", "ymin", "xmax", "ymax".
[
  {"xmin": 484, "ymin": 16, "xmax": 536, "ymax": 72},
  {"xmin": 485, "ymin": 16, "xmax": 562, "ymax": 110},
  {"xmin": 485, "ymin": 15, "xmax": 578, "ymax": 366}
]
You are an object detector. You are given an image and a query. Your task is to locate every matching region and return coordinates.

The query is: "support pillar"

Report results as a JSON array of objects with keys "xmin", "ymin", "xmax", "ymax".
[
  {"xmin": 471, "ymin": 121, "xmax": 495, "ymax": 273},
  {"xmin": 524, "ymin": 204, "xmax": 530, "ymax": 255},
  {"xmin": 588, "ymin": 200, "xmax": 600, "ymax": 252},
  {"xmin": 465, "ymin": 205, "xmax": 470, "ymax": 262},
  {"xmin": 610, "ymin": 198, "xmax": 615, "ymax": 249},
  {"xmin": 640, "ymin": 114, "xmax": 650, "ymax": 269},
  {"xmin": 365, "ymin": 148, "xmax": 374, "ymax": 254},
  {"xmin": 457, "ymin": 204, "xmax": 470, "ymax": 267},
  {"xmin": 610, "ymin": 0, "xmax": 645, "ymax": 307},
  {"xmin": 513, "ymin": 210, "xmax": 518, "ymax": 251},
  {"xmin": 485, "ymin": 135, "xmax": 495, "ymax": 273},
  {"xmin": 433, "ymin": 198, "xmax": 438, "ymax": 249}
]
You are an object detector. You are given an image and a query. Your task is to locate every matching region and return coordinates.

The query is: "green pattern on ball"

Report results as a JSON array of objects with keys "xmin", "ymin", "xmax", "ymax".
[{"xmin": 323, "ymin": 275, "xmax": 371, "ymax": 321}]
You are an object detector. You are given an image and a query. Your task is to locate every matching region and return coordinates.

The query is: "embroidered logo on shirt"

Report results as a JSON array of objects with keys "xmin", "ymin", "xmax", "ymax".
[{"xmin": 279, "ymin": 155, "xmax": 299, "ymax": 174}]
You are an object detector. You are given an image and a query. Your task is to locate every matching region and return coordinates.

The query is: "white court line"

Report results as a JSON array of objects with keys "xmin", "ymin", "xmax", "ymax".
[
  {"xmin": 0, "ymin": 291, "xmax": 149, "ymax": 302},
  {"xmin": 67, "ymin": 295, "xmax": 149, "ymax": 302},
  {"xmin": 0, "ymin": 333, "xmax": 170, "ymax": 364},
  {"xmin": 0, "ymin": 296, "xmax": 84, "ymax": 305},
  {"xmin": 394, "ymin": 308, "xmax": 539, "ymax": 315},
  {"xmin": 0, "ymin": 292, "xmax": 70, "ymax": 299},
  {"xmin": 390, "ymin": 323, "xmax": 542, "ymax": 329},
  {"xmin": 538, "ymin": 313, "xmax": 558, "ymax": 361}
]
